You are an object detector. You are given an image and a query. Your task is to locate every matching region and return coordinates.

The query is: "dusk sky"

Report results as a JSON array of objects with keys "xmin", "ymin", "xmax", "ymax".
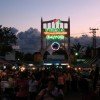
[{"xmin": 0, "ymin": 0, "xmax": 100, "ymax": 37}]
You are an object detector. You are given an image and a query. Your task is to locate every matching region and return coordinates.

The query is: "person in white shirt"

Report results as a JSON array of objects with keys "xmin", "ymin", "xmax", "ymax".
[
  {"xmin": 29, "ymin": 75, "xmax": 38, "ymax": 100},
  {"xmin": 36, "ymin": 79, "xmax": 64, "ymax": 100}
]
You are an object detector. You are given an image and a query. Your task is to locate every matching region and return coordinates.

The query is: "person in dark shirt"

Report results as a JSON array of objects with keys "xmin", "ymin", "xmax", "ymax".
[{"xmin": 15, "ymin": 72, "xmax": 29, "ymax": 100}]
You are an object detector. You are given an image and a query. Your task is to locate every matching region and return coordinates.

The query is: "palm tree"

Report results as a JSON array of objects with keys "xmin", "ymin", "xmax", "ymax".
[{"xmin": 71, "ymin": 43, "xmax": 86, "ymax": 58}]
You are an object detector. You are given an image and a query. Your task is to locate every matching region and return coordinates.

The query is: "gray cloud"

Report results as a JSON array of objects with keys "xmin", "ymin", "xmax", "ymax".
[
  {"xmin": 17, "ymin": 28, "xmax": 41, "ymax": 53},
  {"xmin": 16, "ymin": 28, "xmax": 100, "ymax": 53}
]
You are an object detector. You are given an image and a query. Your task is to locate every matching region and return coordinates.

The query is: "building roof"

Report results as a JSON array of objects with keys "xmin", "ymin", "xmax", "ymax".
[{"xmin": 74, "ymin": 56, "xmax": 99, "ymax": 68}]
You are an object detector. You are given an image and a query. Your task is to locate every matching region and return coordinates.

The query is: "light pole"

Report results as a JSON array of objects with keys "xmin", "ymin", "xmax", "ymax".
[{"xmin": 90, "ymin": 28, "xmax": 99, "ymax": 57}]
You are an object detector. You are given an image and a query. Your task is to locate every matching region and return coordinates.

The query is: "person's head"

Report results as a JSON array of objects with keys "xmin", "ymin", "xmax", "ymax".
[
  {"xmin": 20, "ymin": 71, "xmax": 28, "ymax": 79},
  {"xmin": 47, "ymin": 79, "xmax": 55, "ymax": 91},
  {"xmin": 31, "ymin": 75, "xmax": 35, "ymax": 80}
]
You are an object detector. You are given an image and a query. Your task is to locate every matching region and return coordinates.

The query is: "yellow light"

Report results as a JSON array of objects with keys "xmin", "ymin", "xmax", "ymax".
[
  {"xmin": 78, "ymin": 67, "xmax": 81, "ymax": 70},
  {"xmin": 29, "ymin": 64, "xmax": 34, "ymax": 67},
  {"xmin": 67, "ymin": 65, "xmax": 70, "ymax": 68},
  {"xmin": 20, "ymin": 67, "xmax": 25, "ymax": 72},
  {"xmin": 32, "ymin": 67, "xmax": 35, "ymax": 70},
  {"xmin": 75, "ymin": 68, "xmax": 77, "ymax": 71},
  {"xmin": 42, "ymin": 67, "xmax": 45, "ymax": 70},
  {"xmin": 12, "ymin": 66, "xmax": 16, "ymax": 70},
  {"xmin": 44, "ymin": 32, "xmax": 67, "ymax": 35}
]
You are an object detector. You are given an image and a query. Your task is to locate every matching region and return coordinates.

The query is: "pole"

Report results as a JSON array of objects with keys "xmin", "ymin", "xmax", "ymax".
[
  {"xmin": 41, "ymin": 18, "xmax": 43, "ymax": 53},
  {"xmin": 90, "ymin": 28, "xmax": 99, "ymax": 57},
  {"xmin": 68, "ymin": 17, "xmax": 71, "ymax": 64}
]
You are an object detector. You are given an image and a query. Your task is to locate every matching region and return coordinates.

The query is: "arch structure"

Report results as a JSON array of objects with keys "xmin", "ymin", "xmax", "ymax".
[{"xmin": 41, "ymin": 18, "xmax": 71, "ymax": 63}]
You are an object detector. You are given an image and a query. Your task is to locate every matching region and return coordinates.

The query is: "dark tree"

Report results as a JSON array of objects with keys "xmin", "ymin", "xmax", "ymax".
[
  {"xmin": 15, "ymin": 51, "xmax": 24, "ymax": 61},
  {"xmin": 85, "ymin": 46, "xmax": 92, "ymax": 58},
  {"xmin": 23, "ymin": 53, "xmax": 33, "ymax": 61},
  {"xmin": 71, "ymin": 43, "xmax": 85, "ymax": 58},
  {"xmin": 33, "ymin": 52, "xmax": 43, "ymax": 63},
  {"xmin": 0, "ymin": 26, "xmax": 17, "ymax": 55},
  {"xmin": 43, "ymin": 51, "xmax": 50, "ymax": 60}
]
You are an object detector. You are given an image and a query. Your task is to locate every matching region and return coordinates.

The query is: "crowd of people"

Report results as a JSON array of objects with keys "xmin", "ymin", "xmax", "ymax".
[{"xmin": 0, "ymin": 66, "xmax": 99, "ymax": 100}]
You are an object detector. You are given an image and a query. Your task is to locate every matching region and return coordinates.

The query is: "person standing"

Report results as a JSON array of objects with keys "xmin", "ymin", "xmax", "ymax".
[
  {"xmin": 36, "ymin": 79, "xmax": 64, "ymax": 100},
  {"xmin": 15, "ymin": 72, "xmax": 29, "ymax": 100},
  {"xmin": 29, "ymin": 75, "xmax": 38, "ymax": 100}
]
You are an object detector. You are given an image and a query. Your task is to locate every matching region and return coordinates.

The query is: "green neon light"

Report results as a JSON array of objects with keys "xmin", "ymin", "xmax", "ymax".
[
  {"xmin": 45, "ymin": 28, "xmax": 65, "ymax": 32},
  {"xmin": 46, "ymin": 35, "xmax": 64, "ymax": 40}
]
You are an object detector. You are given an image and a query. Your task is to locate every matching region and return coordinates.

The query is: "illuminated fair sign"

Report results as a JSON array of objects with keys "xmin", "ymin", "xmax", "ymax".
[{"xmin": 46, "ymin": 35, "xmax": 64, "ymax": 40}]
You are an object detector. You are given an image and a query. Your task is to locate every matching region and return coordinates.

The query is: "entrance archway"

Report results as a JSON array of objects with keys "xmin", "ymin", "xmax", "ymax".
[{"xmin": 41, "ymin": 18, "xmax": 71, "ymax": 63}]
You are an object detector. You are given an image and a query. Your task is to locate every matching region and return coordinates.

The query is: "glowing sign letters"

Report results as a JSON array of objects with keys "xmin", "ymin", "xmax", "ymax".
[
  {"xmin": 45, "ymin": 28, "xmax": 65, "ymax": 32},
  {"xmin": 46, "ymin": 35, "xmax": 64, "ymax": 40}
]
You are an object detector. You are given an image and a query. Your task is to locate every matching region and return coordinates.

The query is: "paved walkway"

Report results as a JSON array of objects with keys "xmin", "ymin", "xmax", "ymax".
[
  {"xmin": 1, "ymin": 91, "xmax": 100, "ymax": 100},
  {"xmin": 64, "ymin": 91, "xmax": 100, "ymax": 100},
  {"xmin": 64, "ymin": 91, "xmax": 82, "ymax": 100}
]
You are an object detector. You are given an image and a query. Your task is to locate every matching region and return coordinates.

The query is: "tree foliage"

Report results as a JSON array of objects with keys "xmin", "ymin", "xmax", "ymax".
[
  {"xmin": 23, "ymin": 53, "xmax": 33, "ymax": 61},
  {"xmin": 71, "ymin": 43, "xmax": 86, "ymax": 58},
  {"xmin": 43, "ymin": 51, "xmax": 50, "ymax": 60},
  {"xmin": 0, "ymin": 25, "xmax": 17, "ymax": 54}
]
